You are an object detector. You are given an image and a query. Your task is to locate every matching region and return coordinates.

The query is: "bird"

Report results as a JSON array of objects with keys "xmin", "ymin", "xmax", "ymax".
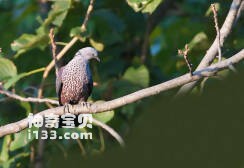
[{"xmin": 56, "ymin": 47, "xmax": 100, "ymax": 106}]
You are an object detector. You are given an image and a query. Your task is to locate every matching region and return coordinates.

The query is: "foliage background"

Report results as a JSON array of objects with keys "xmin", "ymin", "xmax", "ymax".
[{"xmin": 0, "ymin": 0, "xmax": 243, "ymax": 167}]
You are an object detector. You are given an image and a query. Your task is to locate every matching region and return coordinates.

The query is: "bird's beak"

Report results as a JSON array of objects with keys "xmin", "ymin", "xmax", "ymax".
[{"xmin": 95, "ymin": 57, "xmax": 100, "ymax": 62}]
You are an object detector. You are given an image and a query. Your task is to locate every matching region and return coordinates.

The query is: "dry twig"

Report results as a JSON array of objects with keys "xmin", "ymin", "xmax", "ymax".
[
  {"xmin": 211, "ymin": 3, "xmax": 222, "ymax": 62},
  {"xmin": 178, "ymin": 44, "xmax": 193, "ymax": 75},
  {"xmin": 0, "ymin": 89, "xmax": 59, "ymax": 105},
  {"xmin": 49, "ymin": 28, "xmax": 58, "ymax": 77},
  {"xmin": 176, "ymin": 0, "xmax": 243, "ymax": 96}
]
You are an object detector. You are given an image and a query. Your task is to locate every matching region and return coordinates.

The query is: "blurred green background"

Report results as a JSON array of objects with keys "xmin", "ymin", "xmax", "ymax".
[{"xmin": 0, "ymin": 0, "xmax": 243, "ymax": 167}]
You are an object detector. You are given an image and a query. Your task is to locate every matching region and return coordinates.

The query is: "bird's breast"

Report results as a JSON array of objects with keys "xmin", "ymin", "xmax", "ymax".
[
  {"xmin": 62, "ymin": 63, "xmax": 89, "ymax": 87},
  {"xmin": 60, "ymin": 61, "xmax": 91, "ymax": 104}
]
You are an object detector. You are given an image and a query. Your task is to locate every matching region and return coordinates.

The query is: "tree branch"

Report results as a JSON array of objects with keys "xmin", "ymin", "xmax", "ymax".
[
  {"xmin": 236, "ymin": 0, "xmax": 244, "ymax": 23},
  {"xmin": 0, "ymin": 89, "xmax": 59, "ymax": 105},
  {"xmin": 93, "ymin": 119, "xmax": 125, "ymax": 147},
  {"xmin": 49, "ymin": 28, "xmax": 58, "ymax": 77},
  {"xmin": 178, "ymin": 44, "xmax": 193, "ymax": 75},
  {"xmin": 176, "ymin": 0, "xmax": 242, "ymax": 96},
  {"xmin": 0, "ymin": 89, "xmax": 124, "ymax": 146},
  {"xmin": 0, "ymin": 49, "xmax": 243, "ymax": 137},
  {"xmin": 211, "ymin": 3, "xmax": 222, "ymax": 62}
]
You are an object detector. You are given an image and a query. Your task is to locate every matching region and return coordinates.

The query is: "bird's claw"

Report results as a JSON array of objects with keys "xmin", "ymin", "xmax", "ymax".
[
  {"xmin": 63, "ymin": 103, "xmax": 72, "ymax": 114},
  {"xmin": 79, "ymin": 101, "xmax": 92, "ymax": 109}
]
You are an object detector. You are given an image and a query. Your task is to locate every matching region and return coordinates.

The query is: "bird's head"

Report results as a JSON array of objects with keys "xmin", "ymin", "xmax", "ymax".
[{"xmin": 76, "ymin": 47, "xmax": 100, "ymax": 62}]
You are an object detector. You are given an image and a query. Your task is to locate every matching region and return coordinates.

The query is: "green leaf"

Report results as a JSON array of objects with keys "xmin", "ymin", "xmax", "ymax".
[
  {"xmin": 89, "ymin": 38, "xmax": 104, "ymax": 51},
  {"xmin": 2, "ymin": 152, "xmax": 30, "ymax": 168},
  {"xmin": 93, "ymin": 101, "xmax": 114, "ymax": 123},
  {"xmin": 70, "ymin": 27, "xmax": 83, "ymax": 37},
  {"xmin": 126, "ymin": 0, "xmax": 163, "ymax": 14},
  {"xmin": 9, "ymin": 128, "xmax": 36, "ymax": 151},
  {"xmin": 4, "ymin": 67, "xmax": 45, "ymax": 89},
  {"xmin": 0, "ymin": 135, "xmax": 11, "ymax": 162},
  {"xmin": 205, "ymin": 3, "xmax": 220, "ymax": 16},
  {"xmin": 217, "ymin": 69, "xmax": 231, "ymax": 79},
  {"xmin": 188, "ymin": 32, "xmax": 208, "ymax": 50},
  {"xmin": 11, "ymin": 0, "xmax": 72, "ymax": 58},
  {"xmin": 114, "ymin": 80, "xmax": 141, "ymax": 97},
  {"xmin": 70, "ymin": 26, "xmax": 90, "ymax": 39},
  {"xmin": 48, "ymin": 0, "xmax": 72, "ymax": 27},
  {"xmin": 141, "ymin": 0, "xmax": 163, "ymax": 13},
  {"xmin": 19, "ymin": 101, "xmax": 32, "ymax": 115},
  {"xmin": 121, "ymin": 104, "xmax": 137, "ymax": 119},
  {"xmin": 0, "ymin": 49, "xmax": 4, "ymax": 57},
  {"xmin": 0, "ymin": 57, "xmax": 17, "ymax": 81},
  {"xmin": 94, "ymin": 9, "xmax": 125, "ymax": 32},
  {"xmin": 11, "ymin": 34, "xmax": 36, "ymax": 51},
  {"xmin": 11, "ymin": 34, "xmax": 49, "ymax": 58},
  {"xmin": 123, "ymin": 65, "xmax": 149, "ymax": 87}
]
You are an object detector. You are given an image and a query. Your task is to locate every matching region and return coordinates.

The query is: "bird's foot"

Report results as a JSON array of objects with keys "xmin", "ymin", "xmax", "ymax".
[
  {"xmin": 63, "ymin": 103, "xmax": 73, "ymax": 114},
  {"xmin": 79, "ymin": 101, "xmax": 92, "ymax": 109}
]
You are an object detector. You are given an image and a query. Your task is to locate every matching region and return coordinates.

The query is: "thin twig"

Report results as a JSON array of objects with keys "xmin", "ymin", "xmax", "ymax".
[
  {"xmin": 178, "ymin": 44, "xmax": 193, "ymax": 75},
  {"xmin": 235, "ymin": 0, "xmax": 244, "ymax": 23},
  {"xmin": 37, "ymin": 38, "xmax": 78, "ymax": 98},
  {"xmin": 76, "ymin": 139, "xmax": 87, "ymax": 156},
  {"xmin": 38, "ymin": 0, "xmax": 95, "ymax": 98},
  {"xmin": 0, "ymin": 49, "xmax": 243, "ymax": 137},
  {"xmin": 0, "ymin": 89, "xmax": 59, "ymax": 105},
  {"xmin": 55, "ymin": 42, "xmax": 68, "ymax": 46},
  {"xmin": 176, "ymin": 0, "xmax": 242, "ymax": 96},
  {"xmin": 211, "ymin": 3, "xmax": 222, "ymax": 62},
  {"xmin": 98, "ymin": 127, "xmax": 105, "ymax": 152},
  {"xmin": 81, "ymin": 0, "xmax": 94, "ymax": 32},
  {"xmin": 93, "ymin": 118, "xmax": 125, "ymax": 147},
  {"xmin": 49, "ymin": 28, "xmax": 58, "ymax": 77},
  {"xmin": 42, "ymin": 0, "xmax": 95, "ymax": 81},
  {"xmin": 42, "ymin": 37, "xmax": 78, "ymax": 82}
]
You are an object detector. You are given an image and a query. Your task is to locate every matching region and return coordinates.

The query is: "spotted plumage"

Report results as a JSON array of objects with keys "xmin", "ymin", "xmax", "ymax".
[{"xmin": 56, "ymin": 47, "xmax": 99, "ymax": 106}]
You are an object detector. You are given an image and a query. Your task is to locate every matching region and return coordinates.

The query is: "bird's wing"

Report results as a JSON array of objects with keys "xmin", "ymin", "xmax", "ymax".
[
  {"xmin": 56, "ymin": 66, "xmax": 65, "ymax": 105},
  {"xmin": 86, "ymin": 77, "xmax": 93, "ymax": 101}
]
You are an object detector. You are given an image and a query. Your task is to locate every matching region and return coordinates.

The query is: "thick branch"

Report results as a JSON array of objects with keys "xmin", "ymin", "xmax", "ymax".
[
  {"xmin": 0, "ymin": 49, "xmax": 243, "ymax": 137},
  {"xmin": 176, "ymin": 0, "xmax": 242, "ymax": 95}
]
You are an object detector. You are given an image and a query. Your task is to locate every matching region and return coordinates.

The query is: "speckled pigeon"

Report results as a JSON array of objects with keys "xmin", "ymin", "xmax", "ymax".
[{"xmin": 56, "ymin": 47, "xmax": 99, "ymax": 106}]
